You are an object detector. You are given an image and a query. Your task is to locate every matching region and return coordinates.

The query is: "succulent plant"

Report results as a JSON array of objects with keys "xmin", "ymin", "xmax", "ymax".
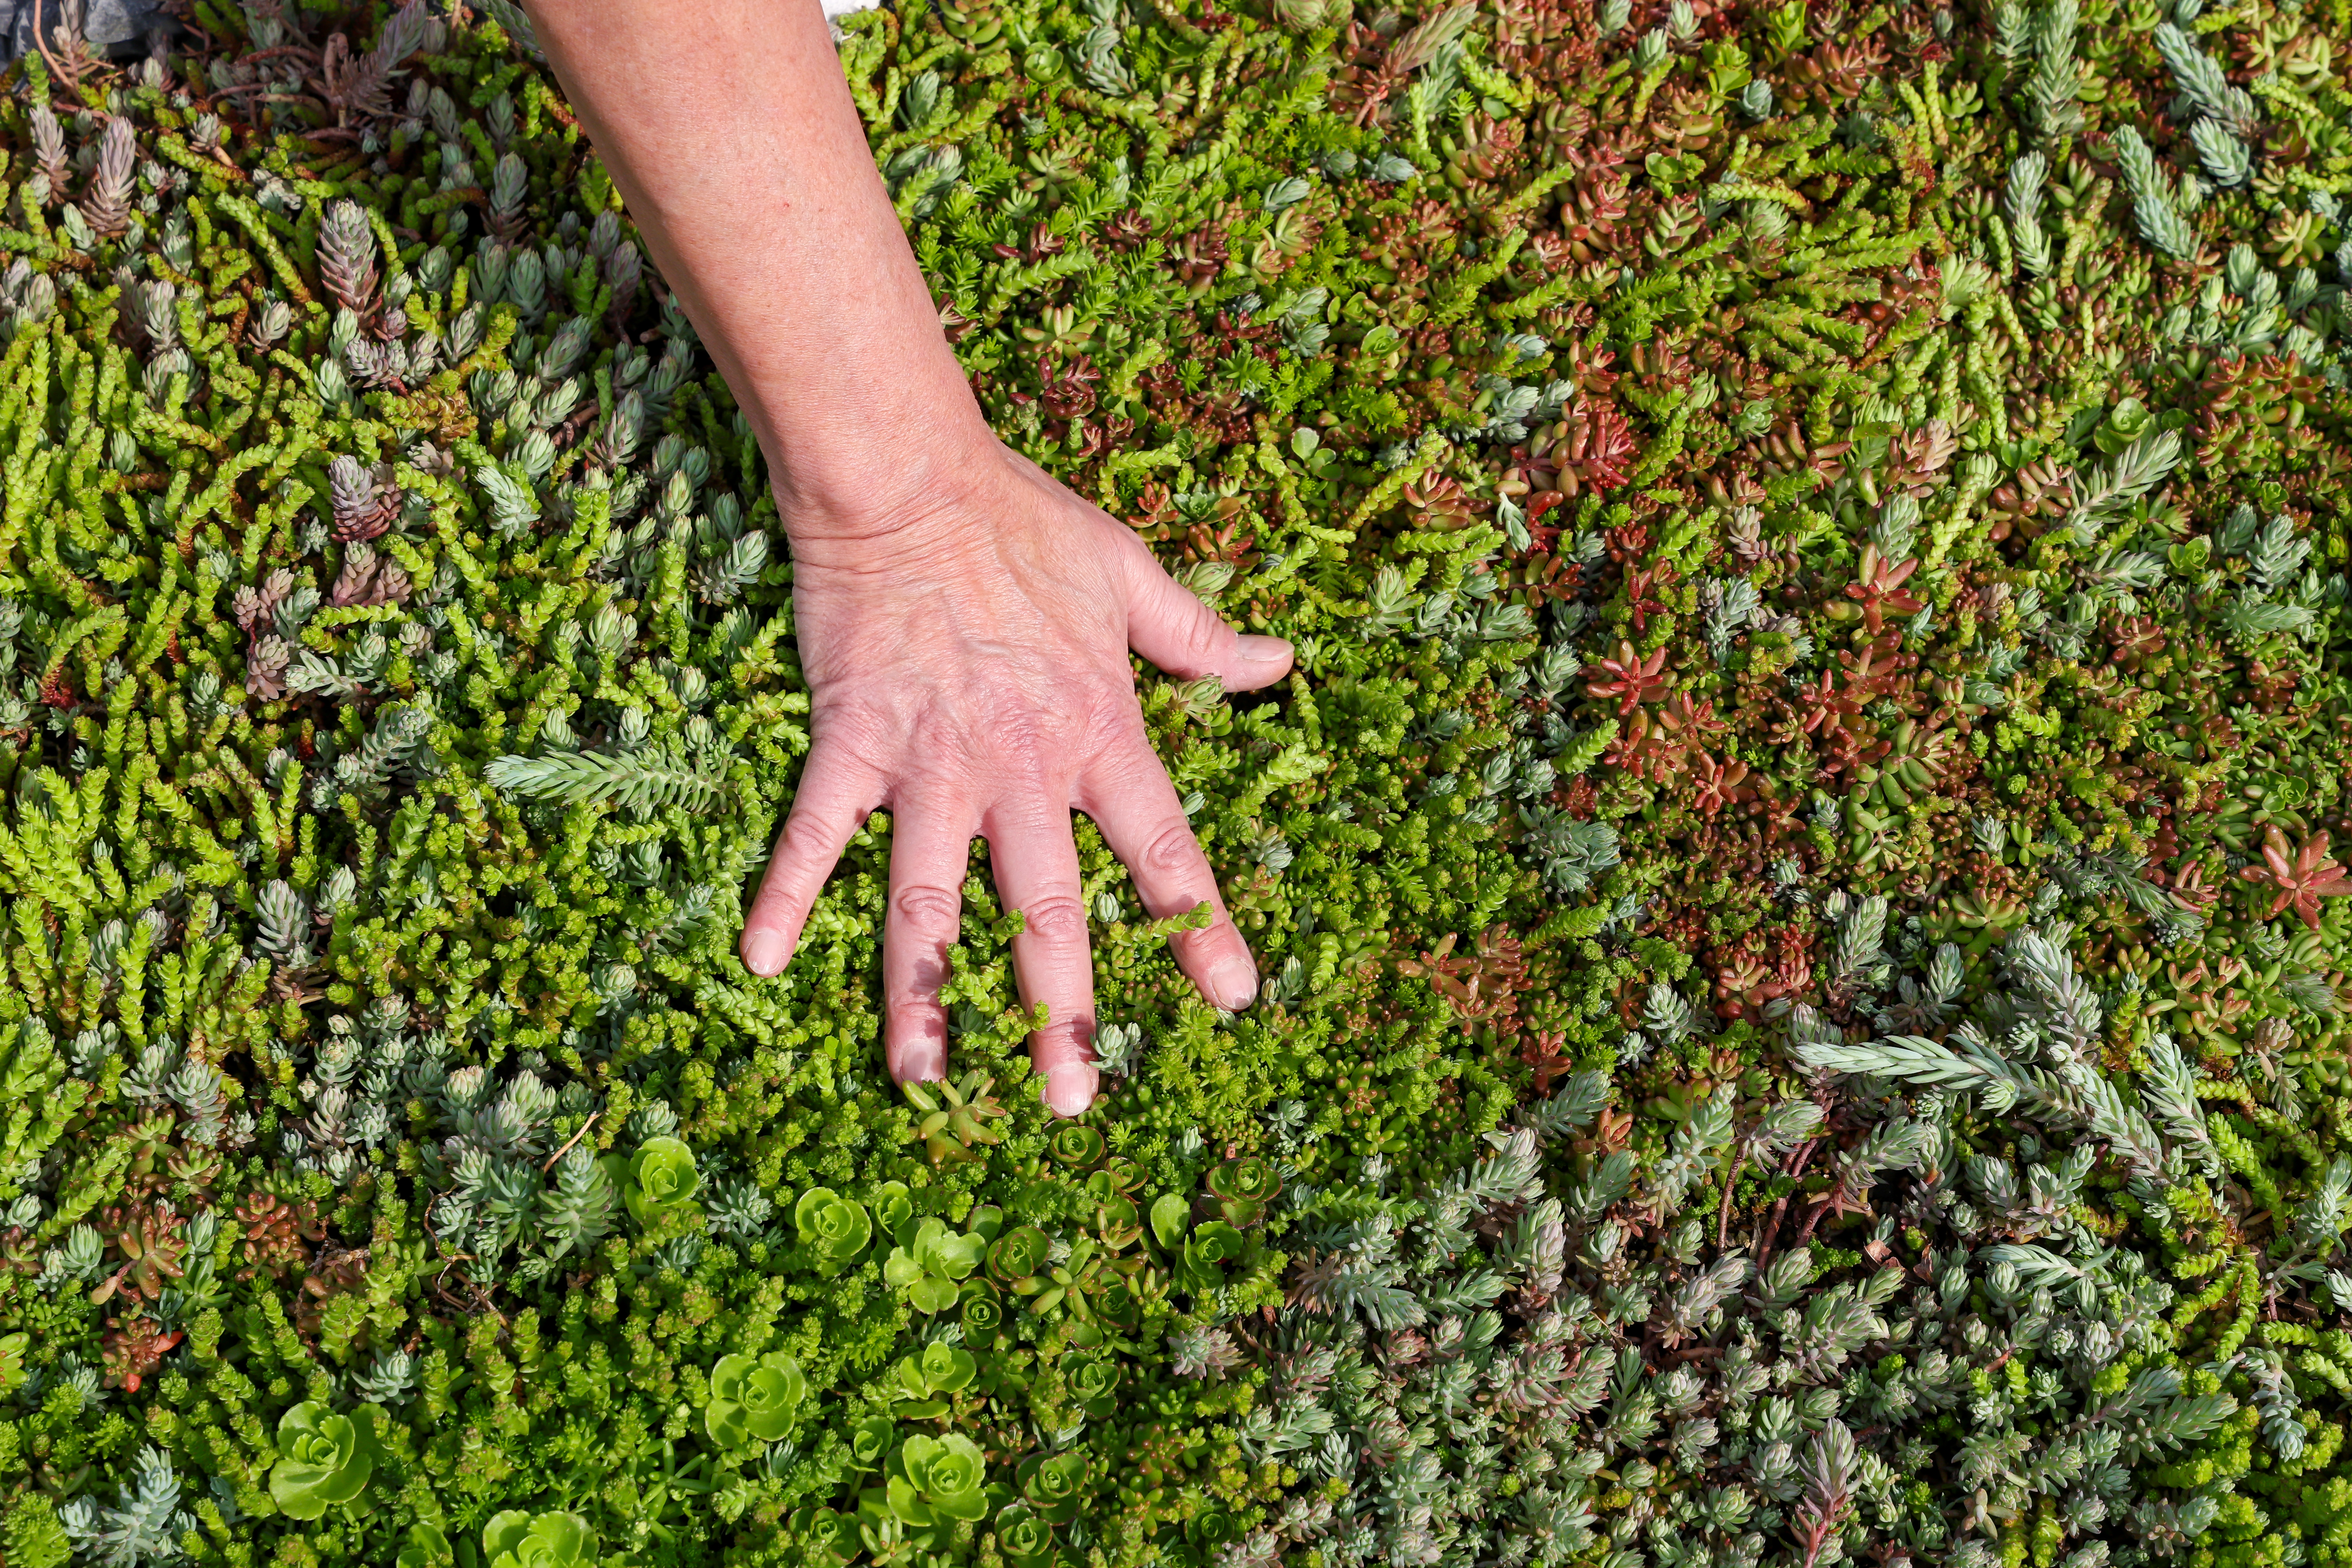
[
  {"xmin": 618, "ymin": 1136, "xmax": 702, "ymax": 1229},
  {"xmin": 791, "ymin": 1186, "xmax": 874, "ymax": 1277},
  {"xmin": 704, "ymin": 1350, "xmax": 807, "ymax": 1447},
  {"xmin": 870, "ymin": 1434, "xmax": 990, "ymax": 1529},
  {"xmin": 883, "ymin": 1216, "xmax": 988, "ymax": 1314},
  {"xmin": 888, "ymin": 1340, "xmax": 976, "ymax": 1419},
  {"xmin": 14, "ymin": 0, "xmax": 2352, "ymax": 1562},
  {"xmin": 481, "ymin": 1510, "xmax": 597, "ymax": 1568},
  {"xmin": 266, "ymin": 1402, "xmax": 381, "ymax": 1521},
  {"xmin": 396, "ymin": 1522, "xmax": 454, "ymax": 1568}
]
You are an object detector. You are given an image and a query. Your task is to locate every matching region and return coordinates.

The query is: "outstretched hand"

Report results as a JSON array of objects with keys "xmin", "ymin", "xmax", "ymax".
[
  {"xmin": 517, "ymin": 0, "xmax": 1275, "ymax": 1119},
  {"xmin": 738, "ymin": 444, "xmax": 1294, "ymax": 1117}
]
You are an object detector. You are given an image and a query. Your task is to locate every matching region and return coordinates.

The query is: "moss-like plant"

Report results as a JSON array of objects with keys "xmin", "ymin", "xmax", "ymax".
[
  {"xmin": 703, "ymin": 1350, "xmax": 806, "ymax": 1447},
  {"xmin": 266, "ymin": 1402, "xmax": 380, "ymax": 1521},
  {"xmin": 21, "ymin": 0, "xmax": 2352, "ymax": 1561}
]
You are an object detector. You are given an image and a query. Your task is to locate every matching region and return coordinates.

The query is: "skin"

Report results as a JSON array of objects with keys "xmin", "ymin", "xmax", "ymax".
[{"xmin": 523, "ymin": 0, "xmax": 1290, "ymax": 1116}]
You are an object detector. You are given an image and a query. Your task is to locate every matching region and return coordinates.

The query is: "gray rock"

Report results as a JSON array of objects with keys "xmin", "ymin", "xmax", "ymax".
[
  {"xmin": 0, "ymin": 0, "xmax": 176, "ymax": 65},
  {"xmin": 83, "ymin": 0, "xmax": 169, "ymax": 46}
]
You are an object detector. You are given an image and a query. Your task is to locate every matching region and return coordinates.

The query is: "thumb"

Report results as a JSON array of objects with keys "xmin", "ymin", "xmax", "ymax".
[{"xmin": 1120, "ymin": 539, "xmax": 1294, "ymax": 692}]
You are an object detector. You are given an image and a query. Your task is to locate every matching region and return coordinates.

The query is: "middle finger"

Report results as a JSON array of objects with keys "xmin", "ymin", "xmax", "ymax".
[{"xmin": 983, "ymin": 794, "xmax": 1098, "ymax": 1117}]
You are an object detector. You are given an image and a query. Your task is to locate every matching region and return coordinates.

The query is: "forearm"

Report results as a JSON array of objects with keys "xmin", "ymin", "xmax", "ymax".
[{"xmin": 521, "ymin": 0, "xmax": 989, "ymax": 551}]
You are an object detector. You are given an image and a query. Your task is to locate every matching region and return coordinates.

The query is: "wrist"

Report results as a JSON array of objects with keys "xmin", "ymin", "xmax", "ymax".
[{"xmin": 759, "ymin": 403, "xmax": 1005, "ymax": 559}]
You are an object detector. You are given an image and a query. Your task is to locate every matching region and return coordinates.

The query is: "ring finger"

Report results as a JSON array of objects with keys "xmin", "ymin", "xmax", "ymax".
[{"xmin": 882, "ymin": 797, "xmax": 978, "ymax": 1087}]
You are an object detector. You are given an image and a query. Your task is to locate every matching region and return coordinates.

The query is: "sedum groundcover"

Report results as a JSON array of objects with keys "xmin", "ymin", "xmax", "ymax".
[{"xmin": 12, "ymin": 0, "xmax": 2352, "ymax": 1564}]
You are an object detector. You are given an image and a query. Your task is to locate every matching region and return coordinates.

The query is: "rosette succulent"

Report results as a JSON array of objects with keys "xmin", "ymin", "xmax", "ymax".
[
  {"xmin": 704, "ymin": 1349, "xmax": 807, "ymax": 1447},
  {"xmin": 987, "ymin": 1224, "xmax": 1054, "ymax": 1285},
  {"xmin": 1206, "ymin": 1156, "xmax": 1280, "ymax": 1227},
  {"xmin": 1046, "ymin": 1123, "xmax": 1104, "ymax": 1167},
  {"xmin": 849, "ymin": 1416, "xmax": 897, "ymax": 1472},
  {"xmin": 890, "ymin": 1339, "xmax": 977, "ymax": 1418},
  {"xmin": 872, "ymin": 1181, "xmax": 916, "ymax": 1244},
  {"xmin": 396, "ymin": 1522, "xmax": 453, "ymax": 1568},
  {"xmin": 1179, "ymin": 1220, "xmax": 1250, "ymax": 1288},
  {"xmin": 619, "ymin": 1136, "xmax": 701, "ymax": 1227},
  {"xmin": 267, "ymin": 1401, "xmax": 380, "ymax": 1520},
  {"xmin": 1067, "ymin": 1357, "xmax": 1119, "ymax": 1419},
  {"xmin": 959, "ymin": 1280, "xmax": 1007, "ymax": 1348},
  {"xmin": 992, "ymin": 1503, "xmax": 1058, "ymax": 1567},
  {"xmin": 791, "ymin": 1505, "xmax": 857, "ymax": 1566},
  {"xmin": 875, "ymin": 1433, "xmax": 991, "ymax": 1526},
  {"xmin": 482, "ymin": 1511, "xmax": 597, "ymax": 1568},
  {"xmin": 1017, "ymin": 1451, "xmax": 1089, "ymax": 1524},
  {"xmin": 792, "ymin": 1187, "xmax": 873, "ymax": 1277},
  {"xmin": 884, "ymin": 1216, "xmax": 987, "ymax": 1312}
]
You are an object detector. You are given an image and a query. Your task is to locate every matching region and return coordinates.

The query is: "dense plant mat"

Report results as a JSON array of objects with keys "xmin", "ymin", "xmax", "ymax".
[{"xmin": 8, "ymin": 0, "xmax": 2352, "ymax": 1565}]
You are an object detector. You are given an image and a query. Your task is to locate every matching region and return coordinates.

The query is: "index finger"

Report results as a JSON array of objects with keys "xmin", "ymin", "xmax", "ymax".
[{"xmin": 1079, "ymin": 740, "xmax": 1258, "ymax": 1013}]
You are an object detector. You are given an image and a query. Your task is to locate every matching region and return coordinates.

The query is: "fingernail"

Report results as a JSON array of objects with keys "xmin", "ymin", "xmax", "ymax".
[
  {"xmin": 897, "ymin": 1041, "xmax": 947, "ymax": 1085},
  {"xmin": 1237, "ymin": 633, "xmax": 1292, "ymax": 668},
  {"xmin": 1045, "ymin": 1062, "xmax": 1098, "ymax": 1118},
  {"xmin": 1208, "ymin": 953, "xmax": 1258, "ymax": 1011},
  {"xmin": 742, "ymin": 927, "xmax": 792, "ymax": 976}
]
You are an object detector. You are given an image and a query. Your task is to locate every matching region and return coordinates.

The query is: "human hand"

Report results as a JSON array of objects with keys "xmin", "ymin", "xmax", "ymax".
[{"xmin": 737, "ymin": 441, "xmax": 1294, "ymax": 1116}]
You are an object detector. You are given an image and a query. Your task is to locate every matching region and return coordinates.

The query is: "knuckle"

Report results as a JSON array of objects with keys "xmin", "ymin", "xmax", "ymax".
[
  {"xmin": 1020, "ymin": 894, "xmax": 1090, "ymax": 947},
  {"xmin": 892, "ymin": 884, "xmax": 962, "ymax": 940},
  {"xmin": 1030, "ymin": 1017, "xmax": 1098, "ymax": 1057},
  {"xmin": 891, "ymin": 942, "xmax": 954, "ymax": 995},
  {"xmin": 1142, "ymin": 821, "xmax": 1201, "ymax": 876},
  {"xmin": 1169, "ymin": 922, "xmax": 1229, "ymax": 968},
  {"xmin": 778, "ymin": 815, "xmax": 837, "ymax": 868},
  {"xmin": 1082, "ymin": 701, "xmax": 1151, "ymax": 761},
  {"xmin": 1172, "ymin": 606, "xmax": 1227, "ymax": 668}
]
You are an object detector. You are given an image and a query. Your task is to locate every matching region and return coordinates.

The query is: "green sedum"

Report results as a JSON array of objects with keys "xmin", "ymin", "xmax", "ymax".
[
  {"xmin": 704, "ymin": 1349, "xmax": 809, "ymax": 1448},
  {"xmin": 9, "ymin": 0, "xmax": 2352, "ymax": 1564},
  {"xmin": 481, "ymin": 1509, "xmax": 598, "ymax": 1568},
  {"xmin": 264, "ymin": 1399, "xmax": 379, "ymax": 1520}
]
